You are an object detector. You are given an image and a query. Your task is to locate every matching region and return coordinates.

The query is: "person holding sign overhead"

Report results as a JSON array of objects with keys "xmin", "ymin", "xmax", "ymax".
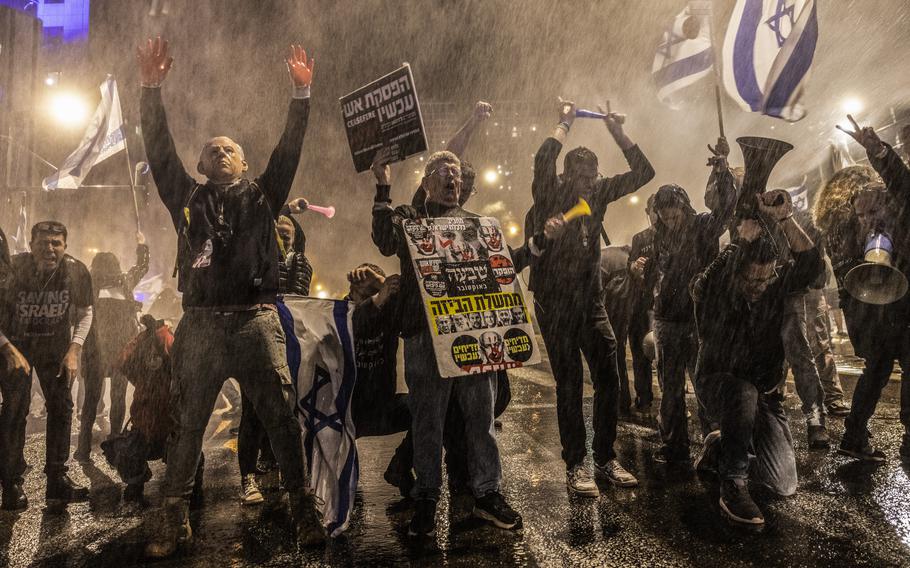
[{"xmin": 526, "ymin": 98, "xmax": 654, "ymax": 497}]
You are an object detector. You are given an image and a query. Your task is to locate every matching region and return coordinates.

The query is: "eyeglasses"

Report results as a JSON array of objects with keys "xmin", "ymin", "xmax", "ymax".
[{"xmin": 428, "ymin": 165, "xmax": 462, "ymax": 180}]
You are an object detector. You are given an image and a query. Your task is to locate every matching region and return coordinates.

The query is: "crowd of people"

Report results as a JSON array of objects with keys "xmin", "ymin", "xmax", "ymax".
[{"xmin": 0, "ymin": 37, "xmax": 909, "ymax": 557}]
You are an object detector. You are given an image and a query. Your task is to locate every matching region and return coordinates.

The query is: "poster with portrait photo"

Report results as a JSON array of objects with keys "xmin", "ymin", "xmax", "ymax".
[{"xmin": 403, "ymin": 216, "xmax": 541, "ymax": 378}]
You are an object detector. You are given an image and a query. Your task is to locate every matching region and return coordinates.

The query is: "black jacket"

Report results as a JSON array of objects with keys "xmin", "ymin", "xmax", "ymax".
[
  {"xmin": 526, "ymin": 137, "xmax": 654, "ymax": 307},
  {"xmin": 691, "ymin": 242, "xmax": 824, "ymax": 391},
  {"xmin": 372, "ymin": 192, "xmax": 479, "ymax": 338},
  {"xmin": 628, "ymin": 225, "xmax": 657, "ymax": 311},
  {"xmin": 652, "ymin": 173, "xmax": 736, "ymax": 323},
  {"xmin": 140, "ymin": 87, "xmax": 309, "ymax": 308}
]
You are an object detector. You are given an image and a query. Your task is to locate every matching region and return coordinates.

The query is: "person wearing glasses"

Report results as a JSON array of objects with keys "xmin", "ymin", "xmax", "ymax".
[
  {"xmin": 0, "ymin": 221, "xmax": 94, "ymax": 511},
  {"xmin": 136, "ymin": 37, "xmax": 323, "ymax": 556},
  {"xmin": 649, "ymin": 142, "xmax": 737, "ymax": 465},
  {"xmin": 690, "ymin": 190, "xmax": 823, "ymax": 528},
  {"xmin": 525, "ymin": 98, "xmax": 654, "ymax": 497}
]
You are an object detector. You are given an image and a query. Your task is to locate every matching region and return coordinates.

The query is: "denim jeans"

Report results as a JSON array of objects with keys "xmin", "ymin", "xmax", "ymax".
[
  {"xmin": 654, "ymin": 319, "xmax": 698, "ymax": 458},
  {"xmin": 535, "ymin": 299, "xmax": 620, "ymax": 469},
  {"xmin": 163, "ymin": 308, "xmax": 305, "ymax": 498},
  {"xmin": 404, "ymin": 330, "xmax": 501, "ymax": 500},
  {"xmin": 237, "ymin": 390, "xmax": 275, "ymax": 476},
  {"xmin": 805, "ymin": 288, "xmax": 845, "ymax": 406},
  {"xmin": 782, "ymin": 293, "xmax": 826, "ymax": 426},
  {"xmin": 628, "ymin": 307, "xmax": 654, "ymax": 407},
  {"xmin": 696, "ymin": 372, "xmax": 797, "ymax": 496}
]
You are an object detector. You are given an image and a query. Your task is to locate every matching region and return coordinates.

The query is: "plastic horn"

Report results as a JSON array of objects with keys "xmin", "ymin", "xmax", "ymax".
[
  {"xmin": 307, "ymin": 204, "xmax": 336, "ymax": 219},
  {"xmin": 562, "ymin": 198, "xmax": 592, "ymax": 222},
  {"xmin": 575, "ymin": 108, "xmax": 607, "ymax": 119}
]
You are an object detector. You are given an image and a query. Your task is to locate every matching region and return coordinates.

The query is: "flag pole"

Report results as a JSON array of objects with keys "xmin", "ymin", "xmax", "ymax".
[
  {"xmin": 122, "ymin": 136, "xmax": 142, "ymax": 233},
  {"xmin": 706, "ymin": 0, "xmax": 726, "ymax": 138}
]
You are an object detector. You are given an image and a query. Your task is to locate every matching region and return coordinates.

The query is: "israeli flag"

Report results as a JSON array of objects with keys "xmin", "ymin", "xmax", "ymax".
[
  {"xmin": 786, "ymin": 176, "xmax": 809, "ymax": 212},
  {"xmin": 280, "ymin": 296, "xmax": 358, "ymax": 538},
  {"xmin": 652, "ymin": 2, "xmax": 714, "ymax": 109},
  {"xmin": 43, "ymin": 75, "xmax": 127, "ymax": 190},
  {"xmin": 722, "ymin": 0, "xmax": 818, "ymax": 121}
]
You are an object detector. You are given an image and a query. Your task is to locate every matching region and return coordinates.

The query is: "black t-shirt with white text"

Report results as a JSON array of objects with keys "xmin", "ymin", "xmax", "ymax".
[{"xmin": 2, "ymin": 253, "xmax": 93, "ymax": 361}]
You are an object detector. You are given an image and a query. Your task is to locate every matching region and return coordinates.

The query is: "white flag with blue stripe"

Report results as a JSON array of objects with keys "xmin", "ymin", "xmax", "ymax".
[
  {"xmin": 722, "ymin": 0, "xmax": 818, "ymax": 121},
  {"xmin": 43, "ymin": 75, "xmax": 126, "ymax": 190},
  {"xmin": 280, "ymin": 296, "xmax": 358, "ymax": 538},
  {"xmin": 652, "ymin": 2, "xmax": 714, "ymax": 109},
  {"xmin": 786, "ymin": 176, "xmax": 809, "ymax": 212}
]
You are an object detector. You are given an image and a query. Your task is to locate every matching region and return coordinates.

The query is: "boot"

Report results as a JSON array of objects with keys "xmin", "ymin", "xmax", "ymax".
[
  {"xmin": 123, "ymin": 483, "xmax": 145, "ymax": 504},
  {"xmin": 145, "ymin": 497, "xmax": 192, "ymax": 558},
  {"xmin": 46, "ymin": 474, "xmax": 90, "ymax": 505},
  {"xmin": 289, "ymin": 487, "xmax": 325, "ymax": 548},
  {"xmin": 807, "ymin": 424, "xmax": 830, "ymax": 450},
  {"xmin": 1, "ymin": 481, "xmax": 28, "ymax": 511}
]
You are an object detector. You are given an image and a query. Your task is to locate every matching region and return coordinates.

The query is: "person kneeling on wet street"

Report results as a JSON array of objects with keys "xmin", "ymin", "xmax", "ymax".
[{"xmin": 690, "ymin": 189, "xmax": 823, "ymax": 528}]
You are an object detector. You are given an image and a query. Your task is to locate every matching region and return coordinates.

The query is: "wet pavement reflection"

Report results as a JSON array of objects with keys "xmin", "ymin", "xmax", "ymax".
[{"xmin": 1, "ymin": 360, "xmax": 908, "ymax": 567}]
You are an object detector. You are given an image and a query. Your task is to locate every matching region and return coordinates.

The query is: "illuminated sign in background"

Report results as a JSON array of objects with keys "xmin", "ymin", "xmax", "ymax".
[{"xmin": 0, "ymin": 0, "xmax": 90, "ymax": 44}]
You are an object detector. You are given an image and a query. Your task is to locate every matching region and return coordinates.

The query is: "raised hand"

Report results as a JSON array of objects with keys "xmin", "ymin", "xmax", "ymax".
[
  {"xmin": 757, "ymin": 189, "xmax": 793, "ymax": 222},
  {"xmin": 557, "ymin": 97, "xmax": 576, "ymax": 128},
  {"xmin": 374, "ymin": 274, "xmax": 401, "ymax": 308},
  {"xmin": 473, "ymin": 101, "xmax": 493, "ymax": 122},
  {"xmin": 288, "ymin": 197, "xmax": 309, "ymax": 213},
  {"xmin": 837, "ymin": 114, "xmax": 884, "ymax": 154},
  {"xmin": 597, "ymin": 102, "xmax": 633, "ymax": 150},
  {"xmin": 136, "ymin": 231, "xmax": 146, "ymax": 245},
  {"xmin": 707, "ymin": 136, "xmax": 729, "ymax": 168},
  {"xmin": 137, "ymin": 37, "xmax": 174, "ymax": 87},
  {"xmin": 286, "ymin": 45, "xmax": 315, "ymax": 87},
  {"xmin": 371, "ymin": 147, "xmax": 396, "ymax": 185}
]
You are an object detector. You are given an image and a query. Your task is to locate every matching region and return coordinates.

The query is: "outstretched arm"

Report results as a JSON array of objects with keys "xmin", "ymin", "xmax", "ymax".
[
  {"xmin": 702, "ymin": 138, "xmax": 737, "ymax": 238},
  {"xmin": 595, "ymin": 105, "xmax": 655, "ymax": 203},
  {"xmin": 257, "ymin": 45, "xmax": 315, "ymax": 215},
  {"xmin": 838, "ymin": 114, "xmax": 910, "ymax": 203},
  {"xmin": 124, "ymin": 232, "xmax": 151, "ymax": 292},
  {"xmin": 446, "ymin": 101, "xmax": 493, "ymax": 159},
  {"xmin": 530, "ymin": 99, "xmax": 574, "ymax": 207},
  {"xmin": 137, "ymin": 37, "xmax": 194, "ymax": 222}
]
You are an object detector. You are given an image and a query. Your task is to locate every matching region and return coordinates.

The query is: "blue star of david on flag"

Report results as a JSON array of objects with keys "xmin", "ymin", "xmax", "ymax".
[{"xmin": 765, "ymin": 0, "xmax": 796, "ymax": 47}]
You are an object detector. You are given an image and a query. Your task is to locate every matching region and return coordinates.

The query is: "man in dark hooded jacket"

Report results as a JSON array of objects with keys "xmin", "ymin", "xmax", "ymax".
[{"xmin": 650, "ymin": 141, "xmax": 736, "ymax": 463}]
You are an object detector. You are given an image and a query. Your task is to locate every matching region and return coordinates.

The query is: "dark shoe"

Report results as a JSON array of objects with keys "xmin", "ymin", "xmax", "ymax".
[
  {"xmin": 73, "ymin": 449, "xmax": 91, "ymax": 464},
  {"xmin": 448, "ymin": 477, "xmax": 471, "ymax": 498},
  {"xmin": 838, "ymin": 437, "xmax": 886, "ymax": 462},
  {"xmin": 289, "ymin": 488, "xmax": 326, "ymax": 548},
  {"xmin": 593, "ymin": 459, "xmax": 639, "ymax": 488},
  {"xmin": 145, "ymin": 498, "xmax": 192, "ymax": 558},
  {"xmin": 408, "ymin": 498, "xmax": 437, "ymax": 537},
  {"xmin": 695, "ymin": 430, "xmax": 721, "ymax": 475},
  {"xmin": 807, "ymin": 425, "xmax": 830, "ymax": 450},
  {"xmin": 825, "ymin": 400, "xmax": 851, "ymax": 417},
  {"xmin": 473, "ymin": 491, "xmax": 522, "ymax": 530},
  {"xmin": 899, "ymin": 433, "xmax": 910, "ymax": 465},
  {"xmin": 719, "ymin": 479, "xmax": 764, "ymax": 527},
  {"xmin": 46, "ymin": 474, "xmax": 90, "ymax": 504},
  {"xmin": 123, "ymin": 483, "xmax": 145, "ymax": 504},
  {"xmin": 240, "ymin": 474, "xmax": 264, "ymax": 506},
  {"xmin": 383, "ymin": 453, "xmax": 415, "ymax": 499},
  {"xmin": 652, "ymin": 446, "xmax": 691, "ymax": 465},
  {"xmin": 1, "ymin": 482, "xmax": 28, "ymax": 511}
]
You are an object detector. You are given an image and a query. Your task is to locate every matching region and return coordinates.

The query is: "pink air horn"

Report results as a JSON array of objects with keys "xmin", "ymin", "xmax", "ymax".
[{"xmin": 307, "ymin": 204, "xmax": 336, "ymax": 219}]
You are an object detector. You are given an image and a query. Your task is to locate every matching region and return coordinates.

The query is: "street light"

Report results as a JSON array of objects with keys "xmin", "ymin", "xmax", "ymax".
[
  {"xmin": 842, "ymin": 97, "xmax": 863, "ymax": 115},
  {"xmin": 484, "ymin": 169, "xmax": 499, "ymax": 184},
  {"xmin": 48, "ymin": 92, "xmax": 89, "ymax": 128}
]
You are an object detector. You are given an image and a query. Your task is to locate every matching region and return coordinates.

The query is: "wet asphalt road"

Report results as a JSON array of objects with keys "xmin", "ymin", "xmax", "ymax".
[{"xmin": 1, "ymin": 359, "xmax": 909, "ymax": 568}]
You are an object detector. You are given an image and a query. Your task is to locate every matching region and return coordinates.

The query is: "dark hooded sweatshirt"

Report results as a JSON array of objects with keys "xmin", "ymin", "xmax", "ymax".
[{"xmin": 140, "ymin": 87, "xmax": 309, "ymax": 308}]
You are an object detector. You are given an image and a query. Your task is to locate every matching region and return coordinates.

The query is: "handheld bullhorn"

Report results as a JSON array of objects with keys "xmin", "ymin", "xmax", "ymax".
[
  {"xmin": 844, "ymin": 232, "xmax": 909, "ymax": 305},
  {"xmin": 563, "ymin": 198, "xmax": 592, "ymax": 222},
  {"xmin": 735, "ymin": 137, "xmax": 794, "ymax": 218}
]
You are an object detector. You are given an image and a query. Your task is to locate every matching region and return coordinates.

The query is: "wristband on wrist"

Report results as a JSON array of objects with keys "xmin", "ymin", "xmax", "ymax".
[{"xmin": 557, "ymin": 121, "xmax": 571, "ymax": 132}]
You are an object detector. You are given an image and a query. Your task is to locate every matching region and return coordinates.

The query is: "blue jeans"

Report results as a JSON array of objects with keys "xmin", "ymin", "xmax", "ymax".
[
  {"xmin": 782, "ymin": 293, "xmax": 825, "ymax": 426},
  {"xmin": 404, "ymin": 331, "xmax": 501, "ymax": 500},
  {"xmin": 696, "ymin": 372, "xmax": 797, "ymax": 496}
]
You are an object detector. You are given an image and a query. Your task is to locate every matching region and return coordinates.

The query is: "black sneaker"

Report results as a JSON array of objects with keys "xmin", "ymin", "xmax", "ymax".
[
  {"xmin": 473, "ymin": 491, "xmax": 522, "ymax": 530},
  {"xmin": 1, "ymin": 482, "xmax": 28, "ymax": 511},
  {"xmin": 807, "ymin": 425, "xmax": 830, "ymax": 450},
  {"xmin": 838, "ymin": 437, "xmax": 886, "ymax": 462},
  {"xmin": 383, "ymin": 454, "xmax": 415, "ymax": 499},
  {"xmin": 408, "ymin": 498, "xmax": 437, "ymax": 537},
  {"xmin": 719, "ymin": 479, "xmax": 764, "ymax": 527},
  {"xmin": 825, "ymin": 400, "xmax": 851, "ymax": 417},
  {"xmin": 46, "ymin": 474, "xmax": 89, "ymax": 504}
]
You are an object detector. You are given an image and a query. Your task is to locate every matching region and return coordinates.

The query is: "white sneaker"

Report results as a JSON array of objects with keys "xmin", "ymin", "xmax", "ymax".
[
  {"xmin": 566, "ymin": 464, "xmax": 599, "ymax": 497},
  {"xmin": 240, "ymin": 475, "xmax": 264, "ymax": 506},
  {"xmin": 594, "ymin": 459, "xmax": 639, "ymax": 488}
]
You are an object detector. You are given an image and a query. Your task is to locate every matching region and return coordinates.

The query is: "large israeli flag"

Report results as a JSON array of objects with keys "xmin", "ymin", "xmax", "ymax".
[
  {"xmin": 280, "ymin": 296, "xmax": 358, "ymax": 538},
  {"xmin": 652, "ymin": 2, "xmax": 714, "ymax": 109},
  {"xmin": 43, "ymin": 75, "xmax": 126, "ymax": 190},
  {"xmin": 722, "ymin": 0, "xmax": 818, "ymax": 121}
]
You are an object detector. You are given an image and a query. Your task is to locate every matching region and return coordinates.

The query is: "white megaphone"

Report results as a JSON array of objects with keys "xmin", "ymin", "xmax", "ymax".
[
  {"xmin": 844, "ymin": 232, "xmax": 908, "ymax": 305},
  {"xmin": 306, "ymin": 204, "xmax": 336, "ymax": 219}
]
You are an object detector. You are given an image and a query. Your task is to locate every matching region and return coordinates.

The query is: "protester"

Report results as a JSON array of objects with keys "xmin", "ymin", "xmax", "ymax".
[
  {"xmin": 626, "ymin": 194, "xmax": 658, "ymax": 412},
  {"xmin": 526, "ymin": 98, "xmax": 654, "ymax": 496},
  {"xmin": 650, "ymin": 140, "xmax": 736, "ymax": 463},
  {"xmin": 372, "ymin": 148, "xmax": 521, "ymax": 536},
  {"xmin": 691, "ymin": 190, "xmax": 823, "ymax": 527},
  {"xmin": 137, "ymin": 37, "xmax": 323, "ymax": 555},
  {"xmin": 76, "ymin": 232, "xmax": 150, "ymax": 461},
  {"xmin": 831, "ymin": 116, "xmax": 910, "ymax": 464},
  {"xmin": 600, "ymin": 245, "xmax": 634, "ymax": 413},
  {"xmin": 0, "ymin": 221, "xmax": 93, "ymax": 511}
]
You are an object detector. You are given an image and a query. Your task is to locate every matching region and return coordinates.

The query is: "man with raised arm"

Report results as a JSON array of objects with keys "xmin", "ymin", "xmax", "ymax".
[
  {"xmin": 136, "ymin": 37, "xmax": 322, "ymax": 556},
  {"xmin": 526, "ymin": 99, "xmax": 654, "ymax": 497}
]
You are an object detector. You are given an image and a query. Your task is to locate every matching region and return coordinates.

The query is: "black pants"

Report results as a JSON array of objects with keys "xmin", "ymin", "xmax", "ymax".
[
  {"xmin": 444, "ymin": 371, "xmax": 511, "ymax": 486},
  {"xmin": 237, "ymin": 391, "xmax": 276, "ymax": 476},
  {"xmin": 0, "ymin": 355, "xmax": 73, "ymax": 482},
  {"xmin": 627, "ymin": 305, "xmax": 654, "ymax": 407},
  {"xmin": 351, "ymin": 385, "xmax": 413, "ymax": 478},
  {"xmin": 536, "ymin": 299, "xmax": 620, "ymax": 469},
  {"xmin": 78, "ymin": 339, "xmax": 129, "ymax": 454}
]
